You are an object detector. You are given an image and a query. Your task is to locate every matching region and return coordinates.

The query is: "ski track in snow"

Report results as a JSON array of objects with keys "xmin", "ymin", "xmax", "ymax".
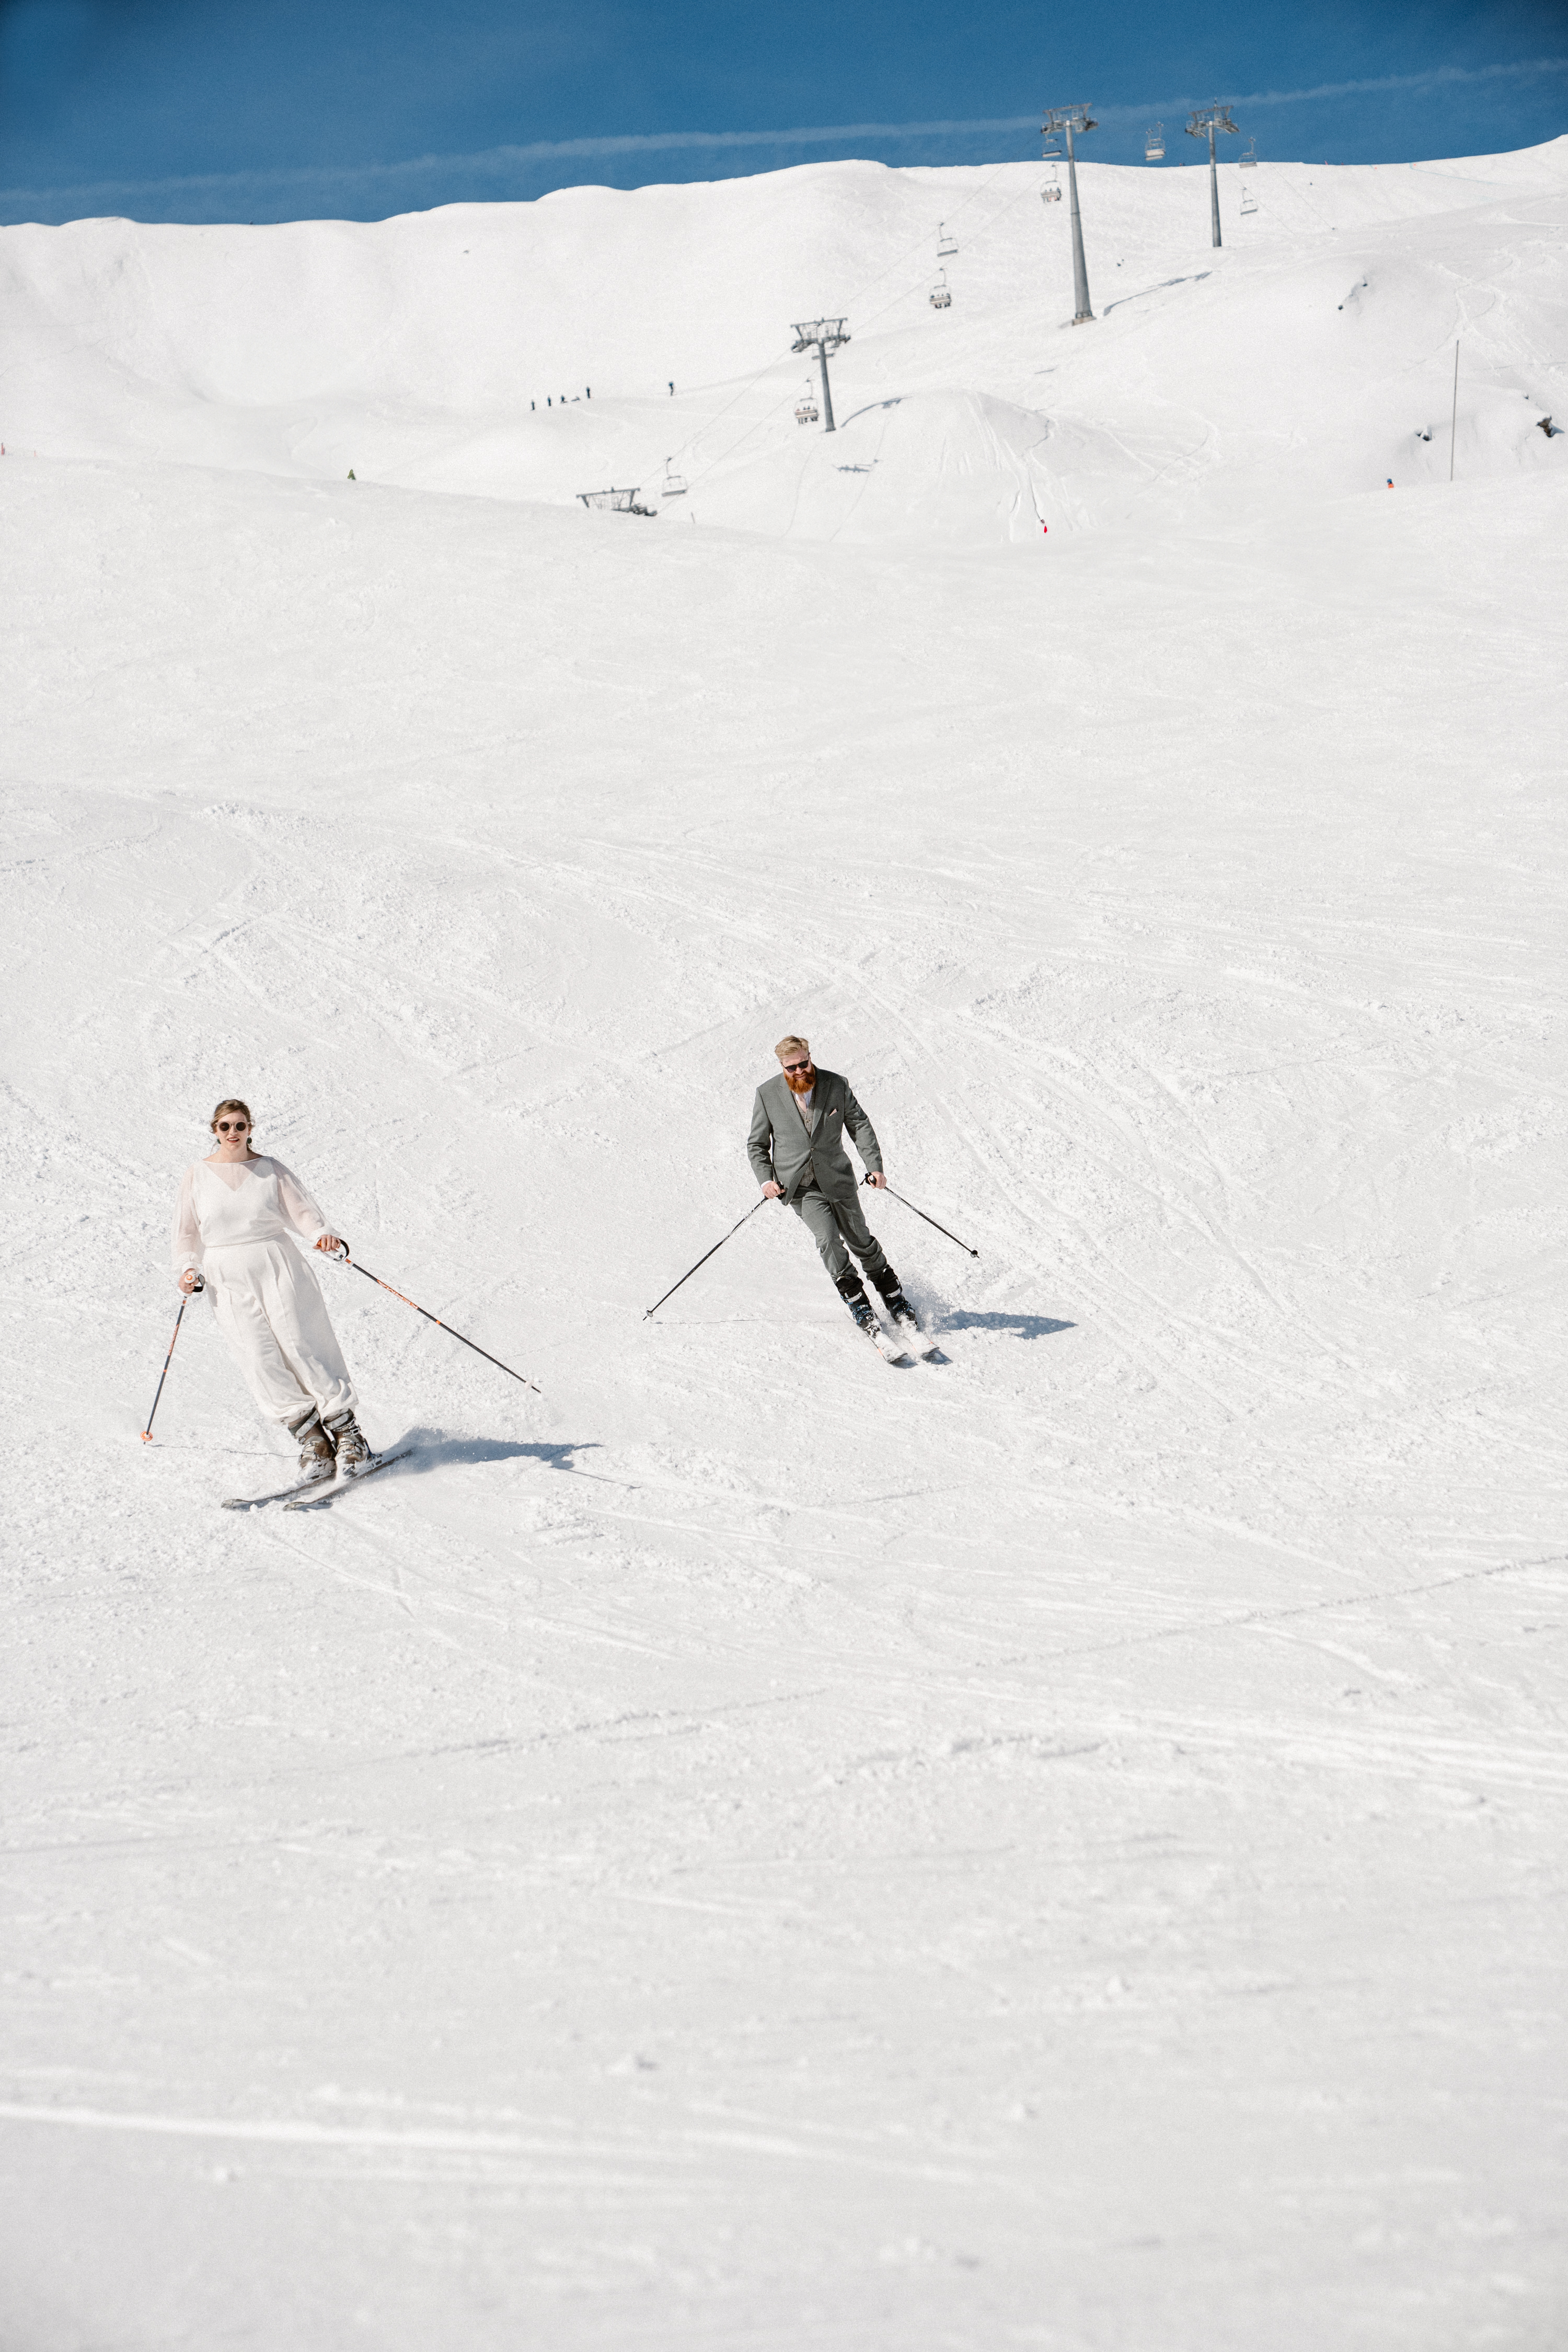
[{"xmin": 2, "ymin": 144, "xmax": 1567, "ymax": 2352}]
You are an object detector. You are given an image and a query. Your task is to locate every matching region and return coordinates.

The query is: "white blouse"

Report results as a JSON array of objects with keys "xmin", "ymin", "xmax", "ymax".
[{"xmin": 171, "ymin": 1156, "xmax": 332, "ymax": 1282}]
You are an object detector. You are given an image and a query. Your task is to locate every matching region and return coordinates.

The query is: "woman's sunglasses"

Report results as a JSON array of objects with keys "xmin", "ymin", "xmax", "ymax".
[{"xmin": 216, "ymin": 1120, "xmax": 250, "ymax": 1133}]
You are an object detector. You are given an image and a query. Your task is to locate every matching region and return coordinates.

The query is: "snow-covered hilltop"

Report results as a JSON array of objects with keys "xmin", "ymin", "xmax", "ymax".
[
  {"xmin": 4, "ymin": 138, "xmax": 1566, "ymax": 539},
  {"xmin": 2, "ymin": 139, "xmax": 1566, "ymax": 2352}
]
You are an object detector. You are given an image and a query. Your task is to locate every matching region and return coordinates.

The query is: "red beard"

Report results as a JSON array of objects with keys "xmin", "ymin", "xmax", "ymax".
[{"xmin": 785, "ymin": 1064, "xmax": 816, "ymax": 1094}]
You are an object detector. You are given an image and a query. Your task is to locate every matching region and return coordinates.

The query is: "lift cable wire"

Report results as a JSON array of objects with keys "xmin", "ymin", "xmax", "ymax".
[
  {"xmin": 665, "ymin": 161, "xmax": 1055, "ymax": 497},
  {"xmin": 654, "ymin": 157, "xmax": 1025, "ymax": 487}
]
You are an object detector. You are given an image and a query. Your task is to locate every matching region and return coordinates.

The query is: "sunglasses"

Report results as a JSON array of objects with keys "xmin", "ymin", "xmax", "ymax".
[
  {"xmin": 216, "ymin": 1120, "xmax": 251, "ymax": 1133},
  {"xmin": 781, "ymin": 1058, "xmax": 812, "ymax": 1074}
]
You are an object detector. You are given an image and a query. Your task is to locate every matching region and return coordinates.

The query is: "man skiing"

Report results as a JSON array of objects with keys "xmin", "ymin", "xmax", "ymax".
[{"xmin": 748, "ymin": 1035, "xmax": 924, "ymax": 1357}]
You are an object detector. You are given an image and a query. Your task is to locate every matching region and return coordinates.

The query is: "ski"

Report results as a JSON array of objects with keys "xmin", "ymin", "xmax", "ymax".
[
  {"xmin": 282, "ymin": 1449, "xmax": 413, "ymax": 1509},
  {"xmin": 862, "ymin": 1320, "xmax": 913, "ymax": 1367},
  {"xmin": 895, "ymin": 1320, "xmax": 941, "ymax": 1362},
  {"xmin": 223, "ymin": 1469, "xmax": 338, "ymax": 1512}
]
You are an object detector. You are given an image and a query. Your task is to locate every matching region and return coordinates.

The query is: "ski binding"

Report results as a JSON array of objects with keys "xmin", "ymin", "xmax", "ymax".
[{"xmin": 282, "ymin": 1448, "xmax": 413, "ymax": 1509}]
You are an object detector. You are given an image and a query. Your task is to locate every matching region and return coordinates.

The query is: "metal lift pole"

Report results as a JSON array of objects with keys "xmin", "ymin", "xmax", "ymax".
[{"xmin": 1065, "ymin": 119, "xmax": 1093, "ymax": 324}]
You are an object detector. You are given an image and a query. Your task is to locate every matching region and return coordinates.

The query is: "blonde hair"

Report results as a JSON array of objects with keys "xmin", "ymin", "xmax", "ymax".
[
  {"xmin": 775, "ymin": 1035, "xmax": 811, "ymax": 1060},
  {"xmin": 210, "ymin": 1098, "xmax": 259, "ymax": 1157}
]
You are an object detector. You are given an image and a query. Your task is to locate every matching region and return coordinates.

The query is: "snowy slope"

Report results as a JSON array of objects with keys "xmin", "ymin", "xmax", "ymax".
[
  {"xmin": 4, "ymin": 141, "xmax": 1566, "ymax": 539},
  {"xmin": 2, "ymin": 142, "xmax": 1567, "ymax": 2352}
]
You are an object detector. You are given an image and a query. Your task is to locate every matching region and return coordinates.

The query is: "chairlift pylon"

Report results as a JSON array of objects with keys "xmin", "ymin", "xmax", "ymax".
[
  {"xmin": 937, "ymin": 221, "xmax": 958, "ymax": 259},
  {"xmin": 928, "ymin": 267, "xmax": 952, "ymax": 310},
  {"xmin": 1145, "ymin": 122, "xmax": 1165, "ymax": 162}
]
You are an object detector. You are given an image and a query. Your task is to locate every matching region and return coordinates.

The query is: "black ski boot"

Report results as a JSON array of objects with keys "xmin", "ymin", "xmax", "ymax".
[
  {"xmin": 870, "ymin": 1264, "xmax": 919, "ymax": 1332},
  {"xmin": 836, "ymin": 1272, "xmax": 904, "ymax": 1359},
  {"xmin": 287, "ymin": 1405, "xmax": 337, "ymax": 1482},
  {"xmin": 325, "ymin": 1407, "xmax": 373, "ymax": 1475},
  {"xmin": 836, "ymin": 1271, "xmax": 880, "ymax": 1337}
]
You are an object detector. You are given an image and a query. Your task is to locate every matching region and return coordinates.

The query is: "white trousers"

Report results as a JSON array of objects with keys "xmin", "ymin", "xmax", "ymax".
[{"xmin": 204, "ymin": 1239, "xmax": 357, "ymax": 1427}]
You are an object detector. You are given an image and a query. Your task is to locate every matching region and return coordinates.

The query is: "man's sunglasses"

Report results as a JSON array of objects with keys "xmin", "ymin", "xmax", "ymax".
[
  {"xmin": 781, "ymin": 1059, "xmax": 812, "ymax": 1074},
  {"xmin": 216, "ymin": 1120, "xmax": 250, "ymax": 1133}
]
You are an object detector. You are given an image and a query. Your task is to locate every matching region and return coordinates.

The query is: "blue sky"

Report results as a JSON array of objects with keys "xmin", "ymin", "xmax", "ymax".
[{"xmin": 1, "ymin": 0, "xmax": 1565, "ymax": 224}]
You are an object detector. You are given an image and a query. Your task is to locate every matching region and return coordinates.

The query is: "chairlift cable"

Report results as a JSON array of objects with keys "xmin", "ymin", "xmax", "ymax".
[
  {"xmin": 646, "ymin": 160, "xmax": 1062, "ymax": 499},
  {"xmin": 653, "ymin": 159, "xmax": 1020, "ymax": 485}
]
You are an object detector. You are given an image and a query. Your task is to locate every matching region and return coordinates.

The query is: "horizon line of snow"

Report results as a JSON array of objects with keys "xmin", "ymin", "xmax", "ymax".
[{"xmin": 3, "ymin": 56, "xmax": 1565, "ymax": 213}]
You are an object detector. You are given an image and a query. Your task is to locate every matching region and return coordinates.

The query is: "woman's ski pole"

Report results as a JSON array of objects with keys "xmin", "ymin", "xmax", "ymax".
[
  {"xmin": 644, "ymin": 1198, "xmax": 770, "ymax": 1319},
  {"xmin": 332, "ymin": 1250, "xmax": 541, "ymax": 1393},
  {"xmin": 141, "ymin": 1281, "xmax": 201, "ymax": 1441},
  {"xmin": 863, "ymin": 1173, "xmax": 979, "ymax": 1258}
]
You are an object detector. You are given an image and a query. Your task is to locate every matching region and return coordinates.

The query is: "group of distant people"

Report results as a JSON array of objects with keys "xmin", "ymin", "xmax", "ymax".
[{"xmin": 527, "ymin": 383, "xmax": 680, "ymax": 410}]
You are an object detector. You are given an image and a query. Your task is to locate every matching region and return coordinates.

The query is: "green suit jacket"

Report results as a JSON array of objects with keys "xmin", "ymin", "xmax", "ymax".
[{"xmin": 747, "ymin": 1068, "xmax": 883, "ymax": 1205}]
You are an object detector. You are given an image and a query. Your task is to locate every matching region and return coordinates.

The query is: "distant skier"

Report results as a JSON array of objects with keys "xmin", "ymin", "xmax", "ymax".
[
  {"xmin": 171, "ymin": 1099, "xmax": 372, "ymax": 1482},
  {"xmin": 748, "ymin": 1037, "xmax": 923, "ymax": 1356}
]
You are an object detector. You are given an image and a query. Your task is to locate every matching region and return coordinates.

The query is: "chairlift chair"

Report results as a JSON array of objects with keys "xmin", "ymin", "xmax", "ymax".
[
  {"xmin": 1145, "ymin": 122, "xmax": 1165, "ymax": 162},
  {"xmin": 794, "ymin": 385, "xmax": 820, "ymax": 425},
  {"xmin": 661, "ymin": 458, "xmax": 687, "ymax": 497},
  {"xmin": 577, "ymin": 486, "xmax": 653, "ymax": 516},
  {"xmin": 1240, "ymin": 183, "xmax": 1258, "ymax": 216},
  {"xmin": 937, "ymin": 221, "xmax": 958, "ymax": 259},
  {"xmin": 1239, "ymin": 137, "xmax": 1258, "ymax": 168},
  {"xmin": 928, "ymin": 268, "xmax": 952, "ymax": 310},
  {"xmin": 1041, "ymin": 163, "xmax": 1062, "ymax": 205}
]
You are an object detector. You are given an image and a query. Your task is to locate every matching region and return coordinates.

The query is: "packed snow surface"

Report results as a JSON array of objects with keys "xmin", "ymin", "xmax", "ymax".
[{"xmin": 2, "ymin": 141, "xmax": 1566, "ymax": 2350}]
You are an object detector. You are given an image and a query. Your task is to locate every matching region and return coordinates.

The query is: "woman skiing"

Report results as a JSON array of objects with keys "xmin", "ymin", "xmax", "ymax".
[{"xmin": 171, "ymin": 1099, "xmax": 372, "ymax": 1482}]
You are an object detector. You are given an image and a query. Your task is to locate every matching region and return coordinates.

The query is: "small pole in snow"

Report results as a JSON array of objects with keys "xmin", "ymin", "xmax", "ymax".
[{"xmin": 1449, "ymin": 341, "xmax": 1460, "ymax": 482}]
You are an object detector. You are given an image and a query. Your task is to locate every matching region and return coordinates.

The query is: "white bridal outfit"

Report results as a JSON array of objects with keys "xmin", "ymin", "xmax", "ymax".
[{"xmin": 171, "ymin": 1157, "xmax": 358, "ymax": 1427}]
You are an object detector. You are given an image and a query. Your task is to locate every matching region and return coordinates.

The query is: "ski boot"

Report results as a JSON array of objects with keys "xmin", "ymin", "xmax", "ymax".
[
  {"xmin": 288, "ymin": 1405, "xmax": 337, "ymax": 1483},
  {"xmin": 325, "ymin": 1407, "xmax": 373, "ymax": 1475},
  {"xmin": 871, "ymin": 1264, "xmax": 921, "ymax": 1338},
  {"xmin": 836, "ymin": 1273, "xmax": 903, "ymax": 1362}
]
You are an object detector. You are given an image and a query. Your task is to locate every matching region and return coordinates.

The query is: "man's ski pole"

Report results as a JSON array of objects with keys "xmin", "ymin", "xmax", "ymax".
[
  {"xmin": 644, "ymin": 1198, "xmax": 770, "ymax": 1319},
  {"xmin": 141, "ymin": 1282, "xmax": 200, "ymax": 1440},
  {"xmin": 863, "ymin": 1173, "xmax": 979, "ymax": 1258},
  {"xmin": 331, "ymin": 1249, "xmax": 541, "ymax": 1393}
]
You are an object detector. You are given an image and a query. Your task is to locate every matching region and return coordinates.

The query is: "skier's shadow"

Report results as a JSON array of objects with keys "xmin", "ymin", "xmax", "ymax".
[
  {"xmin": 395, "ymin": 1429, "xmax": 603, "ymax": 1476},
  {"xmin": 937, "ymin": 1311, "xmax": 1076, "ymax": 1339}
]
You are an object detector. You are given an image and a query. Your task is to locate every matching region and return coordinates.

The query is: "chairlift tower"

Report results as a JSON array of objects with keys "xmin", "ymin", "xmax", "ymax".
[
  {"xmin": 791, "ymin": 318, "xmax": 849, "ymax": 432},
  {"xmin": 1042, "ymin": 105, "xmax": 1097, "ymax": 324},
  {"xmin": 1186, "ymin": 102, "xmax": 1241, "ymax": 248}
]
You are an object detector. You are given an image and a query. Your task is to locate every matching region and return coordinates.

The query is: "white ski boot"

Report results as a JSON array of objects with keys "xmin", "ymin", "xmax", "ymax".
[
  {"xmin": 325, "ymin": 1408, "xmax": 373, "ymax": 1475},
  {"xmin": 287, "ymin": 1406, "xmax": 337, "ymax": 1483}
]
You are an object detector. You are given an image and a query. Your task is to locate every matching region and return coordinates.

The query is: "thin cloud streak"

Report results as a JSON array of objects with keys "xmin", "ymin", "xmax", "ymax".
[{"xmin": 3, "ymin": 55, "xmax": 1564, "ymax": 211}]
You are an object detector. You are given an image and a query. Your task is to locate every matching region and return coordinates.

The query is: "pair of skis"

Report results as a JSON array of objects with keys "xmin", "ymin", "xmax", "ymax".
[
  {"xmin": 861, "ymin": 1311, "xmax": 941, "ymax": 1368},
  {"xmin": 222, "ymin": 1448, "xmax": 412, "ymax": 1513}
]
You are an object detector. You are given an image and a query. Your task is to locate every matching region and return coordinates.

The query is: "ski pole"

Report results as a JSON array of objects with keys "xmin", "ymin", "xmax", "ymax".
[
  {"xmin": 331, "ymin": 1249, "xmax": 541, "ymax": 1393},
  {"xmin": 644, "ymin": 1197, "xmax": 770, "ymax": 1319},
  {"xmin": 862, "ymin": 1173, "xmax": 979, "ymax": 1258},
  {"xmin": 141, "ymin": 1280, "xmax": 201, "ymax": 1441}
]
